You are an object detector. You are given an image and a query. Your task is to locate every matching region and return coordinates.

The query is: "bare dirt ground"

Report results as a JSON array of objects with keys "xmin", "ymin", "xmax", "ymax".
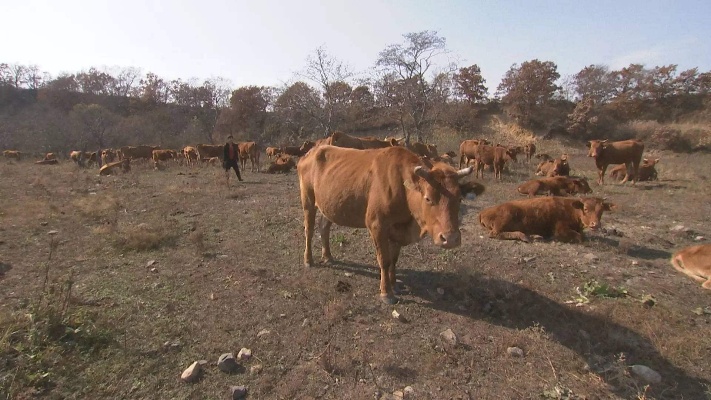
[{"xmin": 1, "ymin": 147, "xmax": 710, "ymax": 400}]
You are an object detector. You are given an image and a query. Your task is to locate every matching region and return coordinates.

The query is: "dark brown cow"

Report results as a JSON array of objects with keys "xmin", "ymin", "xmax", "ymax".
[
  {"xmin": 298, "ymin": 145, "xmax": 484, "ymax": 303},
  {"xmin": 238, "ymin": 142, "xmax": 261, "ymax": 172},
  {"xmin": 120, "ymin": 145, "xmax": 158, "ymax": 160},
  {"xmin": 3, "ymin": 150, "xmax": 22, "ymax": 161},
  {"xmin": 458, "ymin": 139, "xmax": 490, "ymax": 168},
  {"xmin": 524, "ymin": 143, "xmax": 536, "ymax": 163},
  {"xmin": 267, "ymin": 156, "xmax": 296, "ymax": 173},
  {"xmin": 99, "ymin": 159, "xmax": 131, "ymax": 176},
  {"xmin": 152, "ymin": 149, "xmax": 175, "ymax": 163},
  {"xmin": 517, "ymin": 176, "xmax": 592, "ymax": 197},
  {"xmin": 670, "ymin": 244, "xmax": 711, "ymax": 289},
  {"xmin": 474, "ymin": 144, "xmax": 516, "ymax": 179},
  {"xmin": 588, "ymin": 139, "xmax": 644, "ymax": 185},
  {"xmin": 408, "ymin": 142, "xmax": 438, "ymax": 158},
  {"xmin": 329, "ymin": 131, "xmax": 398, "ymax": 149},
  {"xmin": 196, "ymin": 144, "xmax": 222, "ymax": 159},
  {"xmin": 101, "ymin": 149, "xmax": 117, "ymax": 165},
  {"xmin": 479, "ymin": 197, "xmax": 615, "ymax": 243},
  {"xmin": 281, "ymin": 141, "xmax": 316, "ymax": 157}
]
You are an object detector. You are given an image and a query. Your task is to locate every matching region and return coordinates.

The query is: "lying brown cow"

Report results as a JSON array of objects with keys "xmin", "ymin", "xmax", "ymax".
[
  {"xmin": 298, "ymin": 145, "xmax": 484, "ymax": 303},
  {"xmin": 99, "ymin": 159, "xmax": 131, "ymax": 176},
  {"xmin": 458, "ymin": 139, "xmax": 490, "ymax": 168},
  {"xmin": 671, "ymin": 244, "xmax": 711, "ymax": 289},
  {"xmin": 238, "ymin": 141, "xmax": 261, "ymax": 172},
  {"xmin": 536, "ymin": 153, "xmax": 553, "ymax": 162},
  {"xmin": 43, "ymin": 153, "xmax": 57, "ymax": 161},
  {"xmin": 329, "ymin": 131, "xmax": 398, "ymax": 149},
  {"xmin": 3, "ymin": 150, "xmax": 22, "ymax": 161},
  {"xmin": 267, "ymin": 156, "xmax": 296, "ymax": 173},
  {"xmin": 536, "ymin": 155, "xmax": 569, "ymax": 177},
  {"xmin": 35, "ymin": 159, "xmax": 58, "ymax": 165},
  {"xmin": 479, "ymin": 197, "xmax": 615, "ymax": 243},
  {"xmin": 517, "ymin": 176, "xmax": 592, "ymax": 197},
  {"xmin": 588, "ymin": 139, "xmax": 644, "ymax": 185},
  {"xmin": 474, "ymin": 144, "xmax": 516, "ymax": 179},
  {"xmin": 609, "ymin": 158, "xmax": 659, "ymax": 182}
]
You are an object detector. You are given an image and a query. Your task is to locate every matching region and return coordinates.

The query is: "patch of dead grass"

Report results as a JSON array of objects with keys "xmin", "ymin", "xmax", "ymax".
[{"xmin": 113, "ymin": 222, "xmax": 176, "ymax": 252}]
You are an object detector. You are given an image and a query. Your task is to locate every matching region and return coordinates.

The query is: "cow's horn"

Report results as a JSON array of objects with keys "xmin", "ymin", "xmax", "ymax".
[
  {"xmin": 414, "ymin": 166, "xmax": 430, "ymax": 178},
  {"xmin": 456, "ymin": 167, "xmax": 474, "ymax": 178}
]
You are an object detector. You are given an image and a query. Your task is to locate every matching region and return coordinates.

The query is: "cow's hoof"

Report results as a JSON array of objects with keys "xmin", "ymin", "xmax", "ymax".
[
  {"xmin": 304, "ymin": 262, "xmax": 313, "ymax": 268},
  {"xmin": 379, "ymin": 294, "xmax": 398, "ymax": 305},
  {"xmin": 321, "ymin": 257, "xmax": 334, "ymax": 265}
]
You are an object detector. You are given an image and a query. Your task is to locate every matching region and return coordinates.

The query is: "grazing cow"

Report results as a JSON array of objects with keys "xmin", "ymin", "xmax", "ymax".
[
  {"xmin": 329, "ymin": 131, "xmax": 398, "ymax": 149},
  {"xmin": 588, "ymin": 139, "xmax": 644, "ymax": 185},
  {"xmin": 298, "ymin": 145, "xmax": 485, "ymax": 303},
  {"xmin": 238, "ymin": 142, "xmax": 261, "ymax": 172},
  {"xmin": 267, "ymin": 156, "xmax": 297, "ymax": 173},
  {"xmin": 517, "ymin": 176, "xmax": 592, "ymax": 197},
  {"xmin": 458, "ymin": 139, "xmax": 490, "ymax": 168},
  {"xmin": 479, "ymin": 197, "xmax": 615, "ymax": 243},
  {"xmin": 183, "ymin": 146, "xmax": 199, "ymax": 166},
  {"xmin": 3, "ymin": 150, "xmax": 22, "ymax": 161},
  {"xmin": 35, "ymin": 159, "xmax": 58, "ymax": 165},
  {"xmin": 610, "ymin": 158, "xmax": 660, "ymax": 182},
  {"xmin": 408, "ymin": 142, "xmax": 438, "ymax": 158},
  {"xmin": 670, "ymin": 244, "xmax": 711, "ymax": 289},
  {"xmin": 524, "ymin": 143, "xmax": 536, "ymax": 163},
  {"xmin": 119, "ymin": 145, "xmax": 158, "ymax": 161},
  {"xmin": 266, "ymin": 146, "xmax": 281, "ymax": 160},
  {"xmin": 536, "ymin": 153, "xmax": 553, "ymax": 162},
  {"xmin": 99, "ymin": 159, "xmax": 131, "ymax": 176},
  {"xmin": 196, "ymin": 144, "xmax": 222, "ymax": 160},
  {"xmin": 70, "ymin": 151, "xmax": 97, "ymax": 166},
  {"xmin": 474, "ymin": 144, "xmax": 516, "ymax": 179}
]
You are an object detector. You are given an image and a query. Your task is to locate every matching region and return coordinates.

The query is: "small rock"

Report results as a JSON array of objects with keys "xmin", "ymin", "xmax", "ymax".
[
  {"xmin": 583, "ymin": 253, "xmax": 599, "ymax": 262},
  {"xmin": 257, "ymin": 329, "xmax": 270, "ymax": 338},
  {"xmin": 436, "ymin": 287, "xmax": 445, "ymax": 295},
  {"xmin": 439, "ymin": 328, "xmax": 458, "ymax": 346},
  {"xmin": 218, "ymin": 353, "xmax": 239, "ymax": 373},
  {"xmin": 631, "ymin": 365, "xmax": 662, "ymax": 384},
  {"xmin": 507, "ymin": 346, "xmax": 524, "ymax": 357},
  {"xmin": 209, "ymin": 293, "xmax": 216, "ymax": 300},
  {"xmin": 403, "ymin": 386, "xmax": 414, "ymax": 396},
  {"xmin": 670, "ymin": 225, "xmax": 686, "ymax": 232},
  {"xmin": 250, "ymin": 364, "xmax": 262, "ymax": 375},
  {"xmin": 47, "ymin": 230, "xmax": 59, "ymax": 235},
  {"xmin": 344, "ymin": 272, "xmax": 354, "ymax": 277},
  {"xmin": 695, "ymin": 236, "xmax": 705, "ymax": 241},
  {"xmin": 301, "ymin": 318, "xmax": 310, "ymax": 327},
  {"xmin": 181, "ymin": 361, "xmax": 202, "ymax": 382},
  {"xmin": 40, "ymin": 221, "xmax": 48, "ymax": 226},
  {"xmin": 146, "ymin": 260, "xmax": 157, "ymax": 267},
  {"xmin": 149, "ymin": 267, "xmax": 158, "ymax": 273},
  {"xmin": 523, "ymin": 256, "xmax": 537, "ymax": 263},
  {"xmin": 279, "ymin": 313, "xmax": 286, "ymax": 318},
  {"xmin": 631, "ymin": 260, "xmax": 639, "ymax": 266},
  {"xmin": 237, "ymin": 348, "xmax": 252, "ymax": 361},
  {"xmin": 217, "ymin": 254, "xmax": 229, "ymax": 259},
  {"xmin": 197, "ymin": 359, "xmax": 208, "ymax": 366},
  {"xmin": 229, "ymin": 385, "xmax": 248, "ymax": 399},
  {"xmin": 392, "ymin": 310, "xmax": 401, "ymax": 319},
  {"xmin": 393, "ymin": 390, "xmax": 404, "ymax": 400}
]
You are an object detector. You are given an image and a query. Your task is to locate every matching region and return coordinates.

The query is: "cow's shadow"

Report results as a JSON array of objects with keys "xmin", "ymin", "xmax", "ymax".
[{"xmin": 324, "ymin": 260, "xmax": 710, "ymax": 399}]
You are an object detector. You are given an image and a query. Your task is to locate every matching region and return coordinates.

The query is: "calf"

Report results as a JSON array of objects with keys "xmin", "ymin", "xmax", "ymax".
[
  {"xmin": 610, "ymin": 158, "xmax": 659, "ymax": 182},
  {"xmin": 458, "ymin": 139, "xmax": 490, "ymax": 168},
  {"xmin": 671, "ymin": 244, "xmax": 711, "ymax": 289},
  {"xmin": 517, "ymin": 176, "xmax": 592, "ymax": 197},
  {"xmin": 524, "ymin": 143, "xmax": 536, "ymax": 163},
  {"xmin": 267, "ymin": 156, "xmax": 296, "ymax": 173},
  {"xmin": 479, "ymin": 197, "xmax": 615, "ymax": 243},
  {"xmin": 536, "ymin": 155, "xmax": 569, "ymax": 177},
  {"xmin": 474, "ymin": 144, "xmax": 516, "ymax": 179}
]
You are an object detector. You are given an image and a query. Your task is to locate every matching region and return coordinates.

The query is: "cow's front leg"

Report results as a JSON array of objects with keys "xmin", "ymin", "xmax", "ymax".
[
  {"xmin": 368, "ymin": 223, "xmax": 395, "ymax": 304},
  {"xmin": 389, "ymin": 242, "xmax": 402, "ymax": 295}
]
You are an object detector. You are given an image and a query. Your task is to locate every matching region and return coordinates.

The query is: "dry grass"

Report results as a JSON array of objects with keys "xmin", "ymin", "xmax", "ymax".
[{"xmin": 113, "ymin": 222, "xmax": 176, "ymax": 252}]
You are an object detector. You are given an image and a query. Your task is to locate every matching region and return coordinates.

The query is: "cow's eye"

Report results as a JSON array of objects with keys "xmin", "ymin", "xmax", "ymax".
[{"xmin": 424, "ymin": 196, "xmax": 432, "ymax": 204}]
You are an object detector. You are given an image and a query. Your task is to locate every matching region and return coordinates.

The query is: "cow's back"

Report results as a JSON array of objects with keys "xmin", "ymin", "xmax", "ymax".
[
  {"xmin": 599, "ymin": 140, "xmax": 644, "ymax": 165},
  {"xmin": 480, "ymin": 197, "xmax": 580, "ymax": 236}
]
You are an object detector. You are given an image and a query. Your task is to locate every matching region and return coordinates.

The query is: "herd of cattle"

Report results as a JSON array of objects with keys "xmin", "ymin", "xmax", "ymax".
[{"xmin": 3, "ymin": 133, "xmax": 709, "ymax": 300}]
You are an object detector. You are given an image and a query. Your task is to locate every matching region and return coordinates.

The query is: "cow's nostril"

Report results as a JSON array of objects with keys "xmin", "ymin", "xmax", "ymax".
[{"xmin": 439, "ymin": 233, "xmax": 447, "ymax": 243}]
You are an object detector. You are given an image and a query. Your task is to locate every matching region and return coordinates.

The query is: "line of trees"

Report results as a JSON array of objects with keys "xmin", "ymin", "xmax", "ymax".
[{"xmin": 2, "ymin": 30, "xmax": 710, "ymax": 153}]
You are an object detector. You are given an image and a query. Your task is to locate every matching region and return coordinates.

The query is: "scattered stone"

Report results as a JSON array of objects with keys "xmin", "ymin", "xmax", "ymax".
[
  {"xmin": 229, "ymin": 385, "xmax": 248, "ymax": 399},
  {"xmin": 523, "ymin": 256, "xmax": 537, "ymax": 263},
  {"xmin": 392, "ymin": 310, "xmax": 407, "ymax": 322},
  {"xmin": 393, "ymin": 390, "xmax": 404, "ymax": 400},
  {"xmin": 48, "ymin": 230, "xmax": 59, "ymax": 235},
  {"xmin": 631, "ymin": 260, "xmax": 639, "ymax": 266},
  {"xmin": 302, "ymin": 318, "xmax": 310, "ymax": 327},
  {"xmin": 344, "ymin": 272, "xmax": 354, "ymax": 277},
  {"xmin": 403, "ymin": 386, "xmax": 414, "ymax": 396},
  {"xmin": 695, "ymin": 236, "xmax": 706, "ymax": 241},
  {"xmin": 257, "ymin": 329, "xmax": 270, "ymax": 338},
  {"xmin": 209, "ymin": 293, "xmax": 216, "ymax": 300},
  {"xmin": 197, "ymin": 359, "xmax": 208, "ymax": 366},
  {"xmin": 163, "ymin": 340, "xmax": 181, "ymax": 350},
  {"xmin": 149, "ymin": 267, "xmax": 158, "ymax": 273},
  {"xmin": 218, "ymin": 353, "xmax": 239, "ymax": 373},
  {"xmin": 670, "ymin": 225, "xmax": 686, "ymax": 232},
  {"xmin": 237, "ymin": 348, "xmax": 252, "ymax": 361},
  {"xmin": 631, "ymin": 365, "xmax": 662, "ymax": 384},
  {"xmin": 181, "ymin": 361, "xmax": 202, "ymax": 383},
  {"xmin": 40, "ymin": 221, "xmax": 48, "ymax": 226},
  {"xmin": 217, "ymin": 254, "xmax": 229, "ymax": 259},
  {"xmin": 507, "ymin": 346, "xmax": 524, "ymax": 357},
  {"xmin": 146, "ymin": 260, "xmax": 157, "ymax": 267},
  {"xmin": 439, "ymin": 328, "xmax": 458, "ymax": 346},
  {"xmin": 279, "ymin": 313, "xmax": 286, "ymax": 318},
  {"xmin": 583, "ymin": 253, "xmax": 599, "ymax": 262},
  {"xmin": 436, "ymin": 287, "xmax": 445, "ymax": 295},
  {"xmin": 250, "ymin": 364, "xmax": 262, "ymax": 375}
]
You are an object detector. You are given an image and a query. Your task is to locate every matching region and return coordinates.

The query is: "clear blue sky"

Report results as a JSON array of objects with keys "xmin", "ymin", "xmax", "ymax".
[{"xmin": 3, "ymin": 0, "xmax": 710, "ymax": 91}]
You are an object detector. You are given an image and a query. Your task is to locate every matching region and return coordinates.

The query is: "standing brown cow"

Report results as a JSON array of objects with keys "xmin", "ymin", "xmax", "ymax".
[
  {"xmin": 474, "ymin": 144, "xmax": 516, "ymax": 180},
  {"xmin": 458, "ymin": 139, "xmax": 490, "ymax": 168},
  {"xmin": 588, "ymin": 139, "xmax": 644, "ymax": 185},
  {"xmin": 298, "ymin": 145, "xmax": 484, "ymax": 304},
  {"xmin": 237, "ymin": 142, "xmax": 261, "ymax": 172}
]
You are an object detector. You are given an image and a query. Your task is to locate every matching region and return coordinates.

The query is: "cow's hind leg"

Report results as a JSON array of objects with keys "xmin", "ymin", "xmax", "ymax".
[
  {"xmin": 553, "ymin": 223, "xmax": 583, "ymax": 243},
  {"xmin": 620, "ymin": 162, "xmax": 631, "ymax": 184},
  {"xmin": 319, "ymin": 217, "xmax": 334, "ymax": 264},
  {"xmin": 301, "ymin": 186, "xmax": 317, "ymax": 268},
  {"xmin": 389, "ymin": 242, "xmax": 402, "ymax": 294}
]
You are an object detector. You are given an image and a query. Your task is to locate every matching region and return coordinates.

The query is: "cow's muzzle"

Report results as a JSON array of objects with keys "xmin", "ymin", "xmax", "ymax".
[{"xmin": 437, "ymin": 230, "xmax": 462, "ymax": 249}]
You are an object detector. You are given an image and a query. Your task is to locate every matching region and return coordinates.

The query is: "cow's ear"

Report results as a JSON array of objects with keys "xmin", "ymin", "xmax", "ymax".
[
  {"xmin": 571, "ymin": 200, "xmax": 584, "ymax": 209},
  {"xmin": 603, "ymin": 202, "xmax": 617, "ymax": 211},
  {"xmin": 460, "ymin": 181, "xmax": 485, "ymax": 199},
  {"xmin": 655, "ymin": 158, "xmax": 660, "ymax": 163}
]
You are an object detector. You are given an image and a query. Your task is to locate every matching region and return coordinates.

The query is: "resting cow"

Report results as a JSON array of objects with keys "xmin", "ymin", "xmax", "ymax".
[
  {"xmin": 670, "ymin": 244, "xmax": 711, "ymax": 289},
  {"xmin": 517, "ymin": 176, "xmax": 592, "ymax": 197},
  {"xmin": 35, "ymin": 159, "xmax": 58, "ymax": 165},
  {"xmin": 298, "ymin": 145, "xmax": 484, "ymax": 303},
  {"xmin": 99, "ymin": 159, "xmax": 131, "ymax": 176},
  {"xmin": 588, "ymin": 139, "xmax": 644, "ymax": 185},
  {"xmin": 267, "ymin": 156, "xmax": 296, "ymax": 173},
  {"xmin": 479, "ymin": 197, "xmax": 615, "ymax": 243},
  {"xmin": 536, "ymin": 155, "xmax": 569, "ymax": 177},
  {"xmin": 609, "ymin": 158, "xmax": 659, "ymax": 182}
]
